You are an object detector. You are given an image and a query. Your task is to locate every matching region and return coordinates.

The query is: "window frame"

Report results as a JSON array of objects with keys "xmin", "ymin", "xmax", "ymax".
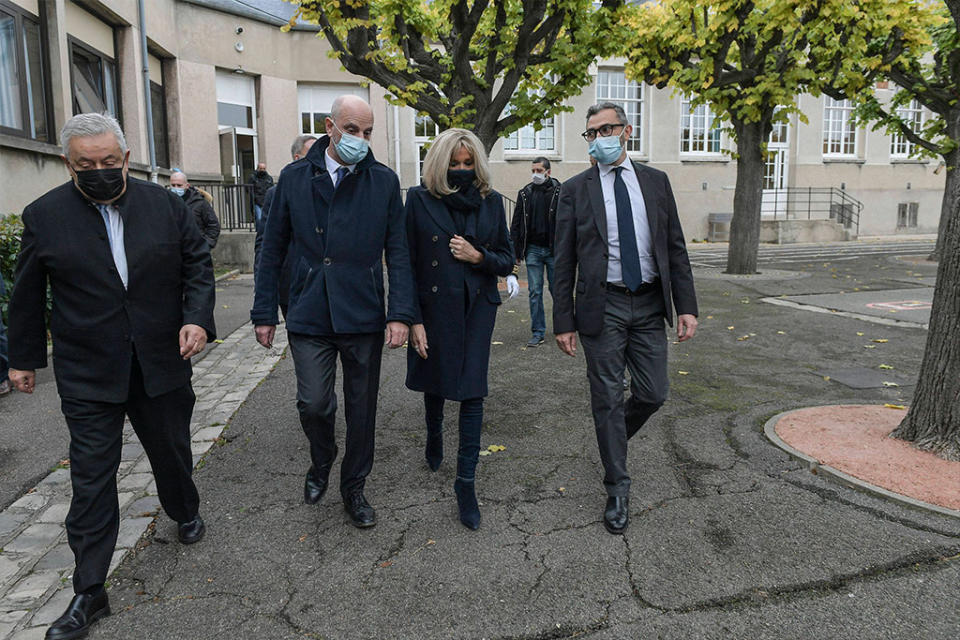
[
  {"xmin": 890, "ymin": 98, "xmax": 923, "ymax": 159},
  {"xmin": 149, "ymin": 79, "xmax": 169, "ymax": 169},
  {"xmin": 502, "ymin": 116, "xmax": 557, "ymax": 155},
  {"xmin": 67, "ymin": 34, "xmax": 121, "ymax": 123},
  {"xmin": 596, "ymin": 68, "xmax": 643, "ymax": 155},
  {"xmin": 0, "ymin": 0, "xmax": 53, "ymax": 142},
  {"xmin": 413, "ymin": 114, "xmax": 440, "ymax": 184},
  {"xmin": 680, "ymin": 95, "xmax": 723, "ymax": 157},
  {"xmin": 822, "ymin": 96, "xmax": 858, "ymax": 158}
]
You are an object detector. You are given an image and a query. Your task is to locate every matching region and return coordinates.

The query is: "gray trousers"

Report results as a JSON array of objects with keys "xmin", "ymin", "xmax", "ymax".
[
  {"xmin": 579, "ymin": 287, "xmax": 669, "ymax": 496},
  {"xmin": 288, "ymin": 331, "xmax": 383, "ymax": 497}
]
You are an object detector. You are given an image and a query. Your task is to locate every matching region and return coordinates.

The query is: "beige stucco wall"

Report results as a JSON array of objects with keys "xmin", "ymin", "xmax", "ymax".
[{"xmin": 173, "ymin": 59, "xmax": 220, "ymax": 176}]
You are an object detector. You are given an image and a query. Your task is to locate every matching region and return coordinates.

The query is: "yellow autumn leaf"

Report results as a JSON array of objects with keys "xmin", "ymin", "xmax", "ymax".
[
  {"xmin": 727, "ymin": 326, "xmax": 735, "ymax": 330},
  {"xmin": 678, "ymin": 370, "xmax": 689, "ymax": 375},
  {"xmin": 222, "ymin": 305, "xmax": 230, "ymax": 308},
  {"xmin": 882, "ymin": 381, "xmax": 899, "ymax": 387},
  {"xmin": 856, "ymin": 332, "xmax": 864, "ymax": 336},
  {"xmin": 873, "ymin": 339, "xmax": 888, "ymax": 343},
  {"xmin": 737, "ymin": 335, "xmax": 750, "ymax": 341},
  {"xmin": 823, "ymin": 376, "xmax": 831, "ymax": 381},
  {"xmin": 706, "ymin": 315, "xmax": 714, "ymax": 319},
  {"xmin": 776, "ymin": 331, "xmax": 786, "ymax": 335},
  {"xmin": 214, "ymin": 339, "xmax": 224, "ymax": 344},
  {"xmin": 878, "ymin": 364, "xmax": 894, "ymax": 370},
  {"xmin": 884, "ymin": 404, "xmax": 906, "ymax": 410},
  {"xmin": 479, "ymin": 450, "xmax": 492, "ymax": 456},
  {"xmin": 864, "ymin": 345, "xmax": 876, "ymax": 349},
  {"xmin": 492, "ymin": 341, "xmax": 503, "ymax": 345}
]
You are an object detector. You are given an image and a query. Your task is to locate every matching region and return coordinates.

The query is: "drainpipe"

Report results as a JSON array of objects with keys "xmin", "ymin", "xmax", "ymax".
[
  {"xmin": 393, "ymin": 104, "xmax": 401, "ymax": 186},
  {"xmin": 137, "ymin": 0, "xmax": 157, "ymax": 182}
]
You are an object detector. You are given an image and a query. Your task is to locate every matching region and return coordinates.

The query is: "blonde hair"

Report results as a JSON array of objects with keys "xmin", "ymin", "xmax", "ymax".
[{"xmin": 421, "ymin": 128, "xmax": 493, "ymax": 198}]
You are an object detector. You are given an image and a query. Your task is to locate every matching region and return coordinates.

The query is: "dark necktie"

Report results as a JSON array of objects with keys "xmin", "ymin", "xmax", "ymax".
[
  {"xmin": 614, "ymin": 166, "xmax": 643, "ymax": 291},
  {"xmin": 335, "ymin": 166, "xmax": 350, "ymax": 187}
]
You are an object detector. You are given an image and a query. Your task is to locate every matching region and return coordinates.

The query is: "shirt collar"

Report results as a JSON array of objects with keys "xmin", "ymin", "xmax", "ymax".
[
  {"xmin": 598, "ymin": 158, "xmax": 634, "ymax": 179},
  {"xmin": 324, "ymin": 147, "xmax": 356, "ymax": 176}
]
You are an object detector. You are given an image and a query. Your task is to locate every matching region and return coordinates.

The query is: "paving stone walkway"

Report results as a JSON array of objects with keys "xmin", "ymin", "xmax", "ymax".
[{"xmin": 0, "ymin": 323, "xmax": 287, "ymax": 640}]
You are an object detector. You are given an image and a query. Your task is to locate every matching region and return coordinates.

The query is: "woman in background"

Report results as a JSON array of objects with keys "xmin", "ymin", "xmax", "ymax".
[{"xmin": 404, "ymin": 128, "xmax": 514, "ymax": 530}]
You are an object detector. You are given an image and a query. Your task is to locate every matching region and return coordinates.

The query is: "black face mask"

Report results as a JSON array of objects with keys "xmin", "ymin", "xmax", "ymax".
[
  {"xmin": 74, "ymin": 167, "xmax": 126, "ymax": 202},
  {"xmin": 447, "ymin": 169, "xmax": 476, "ymax": 190}
]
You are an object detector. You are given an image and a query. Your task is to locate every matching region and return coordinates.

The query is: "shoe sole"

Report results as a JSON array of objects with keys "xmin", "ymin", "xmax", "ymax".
[
  {"xmin": 603, "ymin": 520, "xmax": 628, "ymax": 535},
  {"xmin": 178, "ymin": 529, "xmax": 205, "ymax": 545}
]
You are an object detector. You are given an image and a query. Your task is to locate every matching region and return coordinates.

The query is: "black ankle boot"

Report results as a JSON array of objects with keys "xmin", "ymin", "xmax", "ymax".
[
  {"xmin": 425, "ymin": 431, "xmax": 443, "ymax": 471},
  {"xmin": 453, "ymin": 478, "xmax": 481, "ymax": 530}
]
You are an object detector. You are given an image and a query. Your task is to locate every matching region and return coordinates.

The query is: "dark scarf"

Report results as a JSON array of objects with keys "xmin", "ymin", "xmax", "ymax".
[{"xmin": 441, "ymin": 170, "xmax": 482, "ymax": 234}]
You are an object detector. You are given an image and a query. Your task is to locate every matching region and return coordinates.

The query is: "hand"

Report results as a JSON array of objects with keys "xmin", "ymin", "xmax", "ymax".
[
  {"xmin": 506, "ymin": 275, "xmax": 520, "ymax": 299},
  {"xmin": 255, "ymin": 325, "xmax": 276, "ymax": 348},
  {"xmin": 450, "ymin": 235, "xmax": 482, "ymax": 264},
  {"xmin": 179, "ymin": 324, "xmax": 208, "ymax": 359},
  {"xmin": 556, "ymin": 332, "xmax": 578, "ymax": 357},
  {"xmin": 9, "ymin": 369, "xmax": 35, "ymax": 394},
  {"xmin": 409, "ymin": 324, "xmax": 428, "ymax": 359},
  {"xmin": 385, "ymin": 321, "xmax": 409, "ymax": 349},
  {"xmin": 677, "ymin": 314, "xmax": 698, "ymax": 342}
]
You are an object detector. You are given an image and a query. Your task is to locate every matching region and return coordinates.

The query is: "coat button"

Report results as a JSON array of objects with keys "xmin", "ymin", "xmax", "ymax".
[
  {"xmin": 432, "ymin": 235, "xmax": 438, "ymax": 242},
  {"xmin": 317, "ymin": 227, "xmax": 324, "ymax": 234},
  {"xmin": 323, "ymin": 257, "xmax": 332, "ymax": 265},
  {"xmin": 431, "ymin": 260, "xmax": 438, "ymax": 267},
  {"xmin": 431, "ymin": 285, "xmax": 438, "ymax": 293}
]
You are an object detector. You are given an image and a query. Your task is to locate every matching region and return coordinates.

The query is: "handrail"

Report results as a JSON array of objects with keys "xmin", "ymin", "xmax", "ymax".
[{"xmin": 760, "ymin": 186, "xmax": 861, "ymax": 235}]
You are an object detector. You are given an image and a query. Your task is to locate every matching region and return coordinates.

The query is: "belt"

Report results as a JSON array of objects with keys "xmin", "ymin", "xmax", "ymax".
[{"xmin": 604, "ymin": 280, "xmax": 659, "ymax": 296}]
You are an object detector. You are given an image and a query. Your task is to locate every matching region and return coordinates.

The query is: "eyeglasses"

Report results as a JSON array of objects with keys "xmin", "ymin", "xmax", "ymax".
[{"xmin": 581, "ymin": 123, "xmax": 625, "ymax": 141}]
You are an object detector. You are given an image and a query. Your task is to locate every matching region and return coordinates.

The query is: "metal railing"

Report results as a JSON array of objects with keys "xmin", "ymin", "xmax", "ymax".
[
  {"xmin": 193, "ymin": 183, "xmax": 256, "ymax": 231},
  {"xmin": 761, "ymin": 187, "xmax": 862, "ymax": 235}
]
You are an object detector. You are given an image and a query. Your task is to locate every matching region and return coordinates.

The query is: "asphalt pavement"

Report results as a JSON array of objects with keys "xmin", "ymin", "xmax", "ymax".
[
  {"xmin": 73, "ymin": 249, "xmax": 958, "ymax": 639},
  {"xmin": 0, "ymin": 273, "xmax": 256, "ymax": 511}
]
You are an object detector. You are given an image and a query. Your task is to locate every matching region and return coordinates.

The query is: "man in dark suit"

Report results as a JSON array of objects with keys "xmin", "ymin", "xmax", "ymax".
[
  {"xmin": 553, "ymin": 102, "xmax": 698, "ymax": 535},
  {"xmin": 7, "ymin": 113, "xmax": 216, "ymax": 639},
  {"xmin": 252, "ymin": 95, "xmax": 414, "ymax": 529}
]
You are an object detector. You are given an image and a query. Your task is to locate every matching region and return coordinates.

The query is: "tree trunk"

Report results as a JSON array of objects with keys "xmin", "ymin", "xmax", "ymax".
[
  {"xmin": 928, "ymin": 108, "xmax": 960, "ymax": 262},
  {"xmin": 891, "ymin": 147, "xmax": 960, "ymax": 460},
  {"xmin": 725, "ymin": 119, "xmax": 768, "ymax": 274}
]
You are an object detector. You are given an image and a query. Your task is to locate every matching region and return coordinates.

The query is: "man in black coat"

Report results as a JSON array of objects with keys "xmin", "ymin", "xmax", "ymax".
[
  {"xmin": 7, "ymin": 113, "xmax": 215, "ymax": 640},
  {"xmin": 169, "ymin": 170, "xmax": 220, "ymax": 248},
  {"xmin": 252, "ymin": 95, "xmax": 414, "ymax": 529},
  {"xmin": 553, "ymin": 102, "xmax": 698, "ymax": 536},
  {"xmin": 509, "ymin": 156, "xmax": 562, "ymax": 347},
  {"xmin": 249, "ymin": 161, "xmax": 274, "ymax": 227}
]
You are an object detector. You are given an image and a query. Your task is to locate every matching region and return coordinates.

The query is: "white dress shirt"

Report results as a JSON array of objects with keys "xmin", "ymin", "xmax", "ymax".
[
  {"xmin": 597, "ymin": 159, "xmax": 658, "ymax": 285},
  {"xmin": 325, "ymin": 147, "xmax": 356, "ymax": 188},
  {"xmin": 96, "ymin": 203, "xmax": 128, "ymax": 289}
]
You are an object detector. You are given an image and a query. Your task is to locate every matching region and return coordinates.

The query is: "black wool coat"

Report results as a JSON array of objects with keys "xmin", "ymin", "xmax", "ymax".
[
  {"xmin": 8, "ymin": 178, "xmax": 216, "ymax": 403},
  {"xmin": 404, "ymin": 186, "xmax": 514, "ymax": 401}
]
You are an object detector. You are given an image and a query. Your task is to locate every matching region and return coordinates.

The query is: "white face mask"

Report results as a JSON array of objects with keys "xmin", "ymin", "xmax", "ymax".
[{"xmin": 531, "ymin": 172, "xmax": 547, "ymax": 185}]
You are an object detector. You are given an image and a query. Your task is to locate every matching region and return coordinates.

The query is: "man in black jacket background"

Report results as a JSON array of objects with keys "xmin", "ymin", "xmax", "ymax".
[
  {"xmin": 7, "ymin": 113, "xmax": 216, "ymax": 640},
  {"xmin": 169, "ymin": 170, "xmax": 220, "ymax": 248},
  {"xmin": 509, "ymin": 157, "xmax": 561, "ymax": 347},
  {"xmin": 250, "ymin": 161, "xmax": 274, "ymax": 227}
]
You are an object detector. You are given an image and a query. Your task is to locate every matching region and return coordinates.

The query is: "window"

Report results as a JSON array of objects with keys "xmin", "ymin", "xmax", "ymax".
[
  {"xmin": 413, "ymin": 114, "xmax": 440, "ymax": 183},
  {"xmin": 298, "ymin": 83, "xmax": 368, "ymax": 134},
  {"xmin": 680, "ymin": 96, "xmax": 721, "ymax": 154},
  {"xmin": 503, "ymin": 116, "xmax": 555, "ymax": 152},
  {"xmin": 0, "ymin": 0, "xmax": 50, "ymax": 141},
  {"xmin": 150, "ymin": 81, "xmax": 169, "ymax": 168},
  {"xmin": 70, "ymin": 39, "xmax": 118, "ymax": 118},
  {"xmin": 891, "ymin": 98, "xmax": 922, "ymax": 158},
  {"xmin": 822, "ymin": 97, "xmax": 857, "ymax": 156},
  {"xmin": 596, "ymin": 69, "xmax": 642, "ymax": 152},
  {"xmin": 216, "ymin": 70, "xmax": 257, "ymax": 132},
  {"xmin": 897, "ymin": 202, "xmax": 918, "ymax": 228}
]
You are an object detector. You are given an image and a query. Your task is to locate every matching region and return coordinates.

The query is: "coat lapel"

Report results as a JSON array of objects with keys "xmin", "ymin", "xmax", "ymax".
[
  {"xmin": 633, "ymin": 161, "xmax": 659, "ymax": 241},
  {"xmin": 422, "ymin": 192, "xmax": 458, "ymax": 237},
  {"xmin": 586, "ymin": 166, "xmax": 608, "ymax": 244},
  {"xmin": 311, "ymin": 170, "xmax": 334, "ymax": 210}
]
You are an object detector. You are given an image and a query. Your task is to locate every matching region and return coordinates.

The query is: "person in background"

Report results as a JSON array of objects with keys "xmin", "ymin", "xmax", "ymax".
[
  {"xmin": 253, "ymin": 134, "xmax": 316, "ymax": 319},
  {"xmin": 0, "ymin": 275, "xmax": 9, "ymax": 396},
  {"xmin": 252, "ymin": 96, "xmax": 414, "ymax": 529},
  {"xmin": 7, "ymin": 113, "xmax": 215, "ymax": 640},
  {"xmin": 250, "ymin": 162, "xmax": 274, "ymax": 227},
  {"xmin": 510, "ymin": 157, "xmax": 562, "ymax": 347},
  {"xmin": 169, "ymin": 170, "xmax": 220, "ymax": 249},
  {"xmin": 404, "ymin": 128, "xmax": 514, "ymax": 530}
]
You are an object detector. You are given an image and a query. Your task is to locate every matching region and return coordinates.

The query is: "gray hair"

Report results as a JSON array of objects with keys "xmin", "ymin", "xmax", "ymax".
[
  {"xmin": 291, "ymin": 134, "xmax": 316, "ymax": 160},
  {"xmin": 585, "ymin": 101, "xmax": 628, "ymax": 125},
  {"xmin": 170, "ymin": 170, "xmax": 187, "ymax": 181},
  {"xmin": 61, "ymin": 113, "xmax": 127, "ymax": 157}
]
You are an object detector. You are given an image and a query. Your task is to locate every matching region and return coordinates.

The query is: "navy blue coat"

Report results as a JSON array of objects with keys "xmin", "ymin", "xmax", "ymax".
[
  {"xmin": 404, "ymin": 186, "xmax": 514, "ymax": 401},
  {"xmin": 251, "ymin": 137, "xmax": 416, "ymax": 334}
]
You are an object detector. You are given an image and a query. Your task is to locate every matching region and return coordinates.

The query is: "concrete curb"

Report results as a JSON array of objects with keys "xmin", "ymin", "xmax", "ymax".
[
  {"xmin": 763, "ymin": 408, "xmax": 960, "ymax": 520},
  {"xmin": 760, "ymin": 297, "xmax": 929, "ymax": 330},
  {"xmin": 215, "ymin": 268, "xmax": 241, "ymax": 282}
]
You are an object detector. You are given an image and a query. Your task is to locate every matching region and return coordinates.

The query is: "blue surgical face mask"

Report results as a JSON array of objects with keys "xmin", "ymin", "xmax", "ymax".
[
  {"xmin": 588, "ymin": 130, "xmax": 624, "ymax": 165},
  {"xmin": 170, "ymin": 186, "xmax": 186, "ymax": 197},
  {"xmin": 332, "ymin": 122, "xmax": 369, "ymax": 165}
]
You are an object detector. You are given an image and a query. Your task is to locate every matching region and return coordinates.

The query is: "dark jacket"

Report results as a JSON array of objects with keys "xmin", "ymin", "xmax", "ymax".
[
  {"xmin": 250, "ymin": 170, "xmax": 274, "ymax": 206},
  {"xmin": 509, "ymin": 177, "xmax": 561, "ymax": 261},
  {"xmin": 251, "ymin": 136, "xmax": 416, "ymax": 334},
  {"xmin": 553, "ymin": 162, "xmax": 697, "ymax": 336},
  {"xmin": 8, "ymin": 178, "xmax": 216, "ymax": 403},
  {"xmin": 182, "ymin": 186, "xmax": 220, "ymax": 248},
  {"xmin": 253, "ymin": 185, "xmax": 292, "ymax": 312},
  {"xmin": 404, "ymin": 186, "xmax": 514, "ymax": 400}
]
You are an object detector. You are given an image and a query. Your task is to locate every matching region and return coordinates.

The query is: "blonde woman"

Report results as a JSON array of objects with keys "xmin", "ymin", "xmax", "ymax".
[{"xmin": 405, "ymin": 128, "xmax": 514, "ymax": 529}]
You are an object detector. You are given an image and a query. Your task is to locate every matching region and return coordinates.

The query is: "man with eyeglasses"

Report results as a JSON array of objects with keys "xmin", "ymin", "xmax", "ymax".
[{"xmin": 553, "ymin": 102, "xmax": 699, "ymax": 535}]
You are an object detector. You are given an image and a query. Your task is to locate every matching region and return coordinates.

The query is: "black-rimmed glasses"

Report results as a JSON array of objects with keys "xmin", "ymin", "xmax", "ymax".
[{"xmin": 581, "ymin": 123, "xmax": 625, "ymax": 141}]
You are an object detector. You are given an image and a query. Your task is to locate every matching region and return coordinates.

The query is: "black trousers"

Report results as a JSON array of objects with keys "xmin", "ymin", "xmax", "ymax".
[
  {"xmin": 287, "ymin": 331, "xmax": 383, "ymax": 497},
  {"xmin": 579, "ymin": 286, "xmax": 669, "ymax": 497},
  {"xmin": 60, "ymin": 355, "xmax": 199, "ymax": 594}
]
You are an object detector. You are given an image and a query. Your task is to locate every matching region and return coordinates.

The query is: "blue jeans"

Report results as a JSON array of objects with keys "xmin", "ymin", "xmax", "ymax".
[{"xmin": 525, "ymin": 244, "xmax": 554, "ymax": 338}]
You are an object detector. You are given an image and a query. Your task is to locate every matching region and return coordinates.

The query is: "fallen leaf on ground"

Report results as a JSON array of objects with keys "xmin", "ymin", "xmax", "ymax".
[
  {"xmin": 379, "ymin": 561, "xmax": 393, "ymax": 568},
  {"xmin": 706, "ymin": 315, "xmax": 714, "ymax": 319},
  {"xmin": 479, "ymin": 450, "xmax": 492, "ymax": 456},
  {"xmin": 298, "ymin": 534, "xmax": 307, "ymax": 542},
  {"xmin": 872, "ymin": 338, "xmax": 889, "ymax": 343},
  {"xmin": 823, "ymin": 376, "xmax": 831, "ymax": 381},
  {"xmin": 878, "ymin": 364, "xmax": 894, "ymax": 370},
  {"xmin": 492, "ymin": 341, "xmax": 503, "ymax": 345},
  {"xmin": 864, "ymin": 345, "xmax": 876, "ymax": 349},
  {"xmin": 214, "ymin": 339, "xmax": 224, "ymax": 344},
  {"xmin": 677, "ymin": 371, "xmax": 689, "ymax": 375},
  {"xmin": 884, "ymin": 403, "xmax": 907, "ymax": 410},
  {"xmin": 727, "ymin": 326, "xmax": 735, "ymax": 330},
  {"xmin": 776, "ymin": 331, "xmax": 786, "ymax": 335},
  {"xmin": 882, "ymin": 381, "xmax": 899, "ymax": 387},
  {"xmin": 856, "ymin": 332, "xmax": 864, "ymax": 336},
  {"xmin": 737, "ymin": 335, "xmax": 750, "ymax": 341},
  {"xmin": 487, "ymin": 444, "xmax": 506, "ymax": 452}
]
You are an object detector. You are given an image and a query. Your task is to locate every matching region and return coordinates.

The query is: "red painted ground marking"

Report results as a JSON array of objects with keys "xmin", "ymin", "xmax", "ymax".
[{"xmin": 865, "ymin": 300, "xmax": 932, "ymax": 311}]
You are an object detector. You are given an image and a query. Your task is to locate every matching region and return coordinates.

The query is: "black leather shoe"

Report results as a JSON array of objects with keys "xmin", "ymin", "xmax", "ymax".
[
  {"xmin": 177, "ymin": 516, "xmax": 206, "ymax": 545},
  {"xmin": 304, "ymin": 468, "xmax": 328, "ymax": 504},
  {"xmin": 343, "ymin": 492, "xmax": 376, "ymax": 528},
  {"xmin": 45, "ymin": 590, "xmax": 110, "ymax": 640},
  {"xmin": 603, "ymin": 496, "xmax": 629, "ymax": 535}
]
